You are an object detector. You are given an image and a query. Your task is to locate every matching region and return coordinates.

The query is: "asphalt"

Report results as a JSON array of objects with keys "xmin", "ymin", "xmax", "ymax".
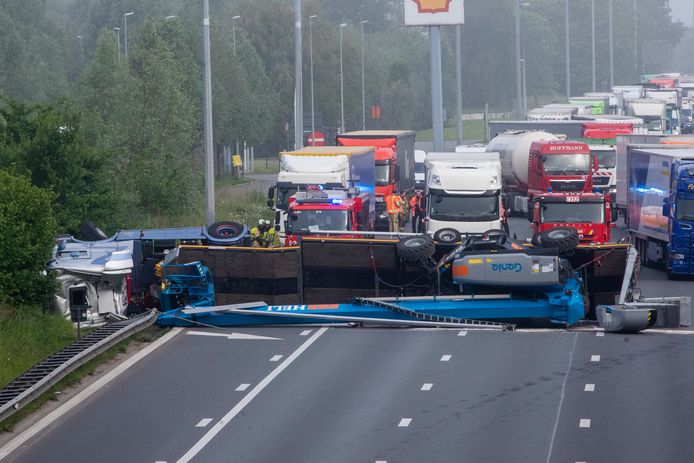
[{"xmin": 3, "ymin": 219, "xmax": 694, "ymax": 463}]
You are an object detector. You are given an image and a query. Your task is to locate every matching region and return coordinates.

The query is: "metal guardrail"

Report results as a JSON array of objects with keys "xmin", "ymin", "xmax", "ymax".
[{"xmin": 0, "ymin": 310, "xmax": 157, "ymax": 423}]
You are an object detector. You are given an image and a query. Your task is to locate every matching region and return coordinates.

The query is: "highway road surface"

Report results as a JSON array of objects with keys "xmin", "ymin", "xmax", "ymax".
[{"xmin": 2, "ymin": 222, "xmax": 694, "ymax": 463}]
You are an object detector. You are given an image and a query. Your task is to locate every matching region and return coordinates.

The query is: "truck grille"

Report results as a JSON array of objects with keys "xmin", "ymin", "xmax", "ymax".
[
  {"xmin": 592, "ymin": 175, "xmax": 610, "ymax": 186},
  {"xmin": 550, "ymin": 180, "xmax": 585, "ymax": 191}
]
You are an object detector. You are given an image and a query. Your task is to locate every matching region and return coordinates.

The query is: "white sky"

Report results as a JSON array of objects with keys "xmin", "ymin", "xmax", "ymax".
[{"xmin": 670, "ymin": 0, "xmax": 692, "ymax": 27}]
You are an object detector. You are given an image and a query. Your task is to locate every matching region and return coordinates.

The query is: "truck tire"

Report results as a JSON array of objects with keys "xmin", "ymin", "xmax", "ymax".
[
  {"xmin": 207, "ymin": 221, "xmax": 244, "ymax": 240},
  {"xmin": 397, "ymin": 235, "xmax": 435, "ymax": 263},
  {"xmin": 537, "ymin": 227, "xmax": 579, "ymax": 254},
  {"xmin": 434, "ymin": 228, "xmax": 461, "ymax": 244}
]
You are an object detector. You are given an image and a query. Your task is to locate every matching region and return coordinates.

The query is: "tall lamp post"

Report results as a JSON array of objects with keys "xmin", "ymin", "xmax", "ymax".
[
  {"xmin": 113, "ymin": 27, "xmax": 121, "ymax": 62},
  {"xmin": 339, "ymin": 22, "xmax": 347, "ymax": 133},
  {"xmin": 608, "ymin": 0, "xmax": 614, "ymax": 88},
  {"xmin": 592, "ymin": 0, "xmax": 596, "ymax": 91},
  {"xmin": 294, "ymin": 0, "xmax": 303, "ymax": 149},
  {"xmin": 232, "ymin": 15, "xmax": 241, "ymax": 54},
  {"xmin": 76, "ymin": 35, "xmax": 84, "ymax": 66},
  {"xmin": 123, "ymin": 11, "xmax": 134, "ymax": 61},
  {"xmin": 565, "ymin": 0, "xmax": 570, "ymax": 98},
  {"xmin": 360, "ymin": 20, "xmax": 368, "ymax": 130},
  {"xmin": 309, "ymin": 15, "xmax": 318, "ymax": 145},
  {"xmin": 202, "ymin": 0, "xmax": 215, "ymax": 225},
  {"xmin": 515, "ymin": 0, "xmax": 522, "ymax": 116}
]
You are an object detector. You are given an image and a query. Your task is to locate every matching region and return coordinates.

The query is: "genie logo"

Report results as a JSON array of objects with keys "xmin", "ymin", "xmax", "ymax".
[{"xmin": 492, "ymin": 263, "xmax": 522, "ymax": 272}]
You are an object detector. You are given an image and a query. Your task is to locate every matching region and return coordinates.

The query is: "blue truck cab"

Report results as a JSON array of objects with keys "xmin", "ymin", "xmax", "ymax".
[{"xmin": 627, "ymin": 146, "xmax": 694, "ymax": 277}]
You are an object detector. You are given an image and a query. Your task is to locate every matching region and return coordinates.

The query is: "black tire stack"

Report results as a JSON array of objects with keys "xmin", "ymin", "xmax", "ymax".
[
  {"xmin": 396, "ymin": 235, "xmax": 436, "ymax": 263},
  {"xmin": 531, "ymin": 227, "xmax": 579, "ymax": 255}
]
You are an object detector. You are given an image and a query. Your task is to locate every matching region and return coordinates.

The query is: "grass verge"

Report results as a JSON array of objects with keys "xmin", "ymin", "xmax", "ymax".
[
  {"xmin": 0, "ymin": 325, "xmax": 167, "ymax": 432},
  {"xmin": 416, "ymin": 119, "xmax": 486, "ymax": 143}
]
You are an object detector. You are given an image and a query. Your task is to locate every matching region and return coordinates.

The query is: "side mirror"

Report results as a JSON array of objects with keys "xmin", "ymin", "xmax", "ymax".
[
  {"xmin": 611, "ymin": 206, "xmax": 618, "ymax": 223},
  {"xmin": 267, "ymin": 186, "xmax": 276, "ymax": 209},
  {"xmin": 267, "ymin": 199, "xmax": 274, "ymax": 208},
  {"xmin": 663, "ymin": 198, "xmax": 670, "ymax": 217},
  {"xmin": 527, "ymin": 205, "xmax": 534, "ymax": 222}
]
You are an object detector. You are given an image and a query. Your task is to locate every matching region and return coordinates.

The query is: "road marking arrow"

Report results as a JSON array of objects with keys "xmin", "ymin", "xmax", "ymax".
[{"xmin": 186, "ymin": 330, "xmax": 282, "ymax": 341}]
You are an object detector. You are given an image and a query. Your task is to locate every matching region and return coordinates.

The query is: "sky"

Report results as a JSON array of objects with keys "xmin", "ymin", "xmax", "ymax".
[{"xmin": 671, "ymin": 0, "xmax": 692, "ymax": 27}]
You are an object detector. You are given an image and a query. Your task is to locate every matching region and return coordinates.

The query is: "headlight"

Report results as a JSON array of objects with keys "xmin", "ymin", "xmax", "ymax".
[
  {"xmin": 490, "ymin": 175, "xmax": 499, "ymax": 186},
  {"xmin": 672, "ymin": 253, "xmax": 685, "ymax": 260},
  {"xmin": 379, "ymin": 213, "xmax": 388, "ymax": 219},
  {"xmin": 432, "ymin": 175, "xmax": 441, "ymax": 185}
]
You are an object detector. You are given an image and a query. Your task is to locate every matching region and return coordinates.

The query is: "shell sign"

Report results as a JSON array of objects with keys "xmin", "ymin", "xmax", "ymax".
[{"xmin": 404, "ymin": 0, "xmax": 464, "ymax": 26}]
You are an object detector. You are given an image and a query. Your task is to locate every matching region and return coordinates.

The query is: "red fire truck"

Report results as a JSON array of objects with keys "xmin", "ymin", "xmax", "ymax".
[{"xmin": 528, "ymin": 192, "xmax": 613, "ymax": 244}]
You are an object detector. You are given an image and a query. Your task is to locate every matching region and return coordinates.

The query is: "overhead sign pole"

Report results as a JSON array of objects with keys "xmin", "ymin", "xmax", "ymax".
[{"xmin": 404, "ymin": 0, "xmax": 464, "ymax": 153}]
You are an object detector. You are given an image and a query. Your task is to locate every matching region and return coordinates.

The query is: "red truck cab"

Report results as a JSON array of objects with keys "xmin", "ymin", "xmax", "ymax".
[
  {"xmin": 284, "ymin": 189, "xmax": 374, "ymax": 246},
  {"xmin": 528, "ymin": 141, "xmax": 596, "ymax": 196},
  {"xmin": 529, "ymin": 192, "xmax": 612, "ymax": 244}
]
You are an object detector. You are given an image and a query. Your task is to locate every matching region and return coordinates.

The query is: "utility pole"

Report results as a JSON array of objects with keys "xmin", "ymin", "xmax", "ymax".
[
  {"xmin": 360, "ymin": 20, "xmax": 368, "ymax": 130},
  {"xmin": 634, "ymin": 0, "xmax": 638, "ymax": 75},
  {"xmin": 294, "ymin": 0, "xmax": 303, "ymax": 149},
  {"xmin": 515, "ymin": 0, "xmax": 522, "ymax": 116},
  {"xmin": 114, "ymin": 27, "xmax": 121, "ymax": 63},
  {"xmin": 202, "ymin": 0, "xmax": 215, "ymax": 225},
  {"xmin": 76, "ymin": 35, "xmax": 84, "ymax": 66},
  {"xmin": 339, "ymin": 23, "xmax": 347, "ymax": 133},
  {"xmin": 430, "ymin": 26, "xmax": 444, "ymax": 152},
  {"xmin": 309, "ymin": 15, "xmax": 317, "ymax": 145},
  {"xmin": 592, "ymin": 0, "xmax": 596, "ymax": 92},
  {"xmin": 455, "ymin": 24, "xmax": 463, "ymax": 145},
  {"xmin": 609, "ymin": 0, "xmax": 614, "ymax": 88},
  {"xmin": 565, "ymin": 0, "xmax": 571, "ymax": 98}
]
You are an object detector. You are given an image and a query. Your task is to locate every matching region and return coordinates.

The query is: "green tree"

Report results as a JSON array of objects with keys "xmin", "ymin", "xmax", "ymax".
[{"xmin": 0, "ymin": 170, "xmax": 56, "ymax": 306}]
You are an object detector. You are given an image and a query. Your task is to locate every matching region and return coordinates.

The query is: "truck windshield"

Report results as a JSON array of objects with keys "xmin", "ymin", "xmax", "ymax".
[
  {"xmin": 375, "ymin": 163, "xmax": 391, "ymax": 186},
  {"xmin": 287, "ymin": 210, "xmax": 349, "ymax": 234},
  {"xmin": 278, "ymin": 187, "xmax": 298, "ymax": 209},
  {"xmin": 541, "ymin": 202, "xmax": 604, "ymax": 223},
  {"xmin": 645, "ymin": 119, "xmax": 663, "ymax": 131},
  {"xmin": 415, "ymin": 163, "xmax": 425, "ymax": 174},
  {"xmin": 428, "ymin": 191, "xmax": 499, "ymax": 222},
  {"xmin": 676, "ymin": 199, "xmax": 694, "ymax": 221},
  {"xmin": 542, "ymin": 154, "xmax": 591, "ymax": 174},
  {"xmin": 592, "ymin": 150, "xmax": 616, "ymax": 169}
]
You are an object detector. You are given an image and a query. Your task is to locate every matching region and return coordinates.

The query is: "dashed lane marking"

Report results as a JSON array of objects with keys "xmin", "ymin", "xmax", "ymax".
[
  {"xmin": 458, "ymin": 330, "xmax": 468, "ymax": 336},
  {"xmin": 584, "ymin": 384, "xmax": 595, "ymax": 392},
  {"xmin": 440, "ymin": 354, "xmax": 452, "ymax": 362},
  {"xmin": 596, "ymin": 331, "xmax": 605, "ymax": 337},
  {"xmin": 270, "ymin": 355, "xmax": 283, "ymax": 362},
  {"xmin": 591, "ymin": 355, "xmax": 601, "ymax": 362},
  {"xmin": 579, "ymin": 419, "xmax": 591, "ymax": 428},
  {"xmin": 421, "ymin": 383, "xmax": 433, "ymax": 391},
  {"xmin": 300, "ymin": 329, "xmax": 312, "ymax": 336},
  {"xmin": 235, "ymin": 383, "xmax": 250, "ymax": 391},
  {"xmin": 398, "ymin": 418, "xmax": 412, "ymax": 427},
  {"xmin": 176, "ymin": 327, "xmax": 329, "ymax": 463},
  {"xmin": 195, "ymin": 418, "xmax": 213, "ymax": 428}
]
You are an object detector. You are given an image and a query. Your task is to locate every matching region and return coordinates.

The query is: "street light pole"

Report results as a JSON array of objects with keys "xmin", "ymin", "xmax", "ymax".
[
  {"xmin": 521, "ymin": 58, "xmax": 527, "ymax": 115},
  {"xmin": 339, "ymin": 23, "xmax": 347, "ymax": 133},
  {"xmin": 515, "ymin": 0, "xmax": 522, "ymax": 116},
  {"xmin": 232, "ymin": 15, "xmax": 241, "ymax": 54},
  {"xmin": 294, "ymin": 0, "xmax": 303, "ymax": 149},
  {"xmin": 202, "ymin": 0, "xmax": 215, "ymax": 226},
  {"xmin": 592, "ymin": 0, "xmax": 596, "ymax": 91},
  {"xmin": 430, "ymin": 25, "xmax": 444, "ymax": 152},
  {"xmin": 565, "ymin": 0, "xmax": 570, "ymax": 98},
  {"xmin": 455, "ymin": 24, "xmax": 463, "ymax": 145},
  {"xmin": 360, "ymin": 20, "xmax": 368, "ymax": 130},
  {"xmin": 76, "ymin": 35, "xmax": 84, "ymax": 66},
  {"xmin": 113, "ymin": 27, "xmax": 121, "ymax": 63},
  {"xmin": 123, "ymin": 11, "xmax": 134, "ymax": 61},
  {"xmin": 609, "ymin": 0, "xmax": 614, "ymax": 88},
  {"xmin": 309, "ymin": 15, "xmax": 317, "ymax": 145}
]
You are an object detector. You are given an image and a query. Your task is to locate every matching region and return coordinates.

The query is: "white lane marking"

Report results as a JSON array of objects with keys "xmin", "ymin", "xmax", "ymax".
[
  {"xmin": 176, "ymin": 327, "xmax": 329, "ymax": 463},
  {"xmin": 235, "ymin": 383, "xmax": 250, "ymax": 392},
  {"xmin": 458, "ymin": 330, "xmax": 468, "ymax": 336},
  {"xmin": 0, "ymin": 328, "xmax": 183, "ymax": 461},
  {"xmin": 584, "ymin": 384, "xmax": 595, "ymax": 392},
  {"xmin": 596, "ymin": 331, "xmax": 605, "ymax": 337},
  {"xmin": 195, "ymin": 418, "xmax": 213, "ymax": 428},
  {"xmin": 270, "ymin": 354, "xmax": 283, "ymax": 362},
  {"xmin": 579, "ymin": 419, "xmax": 591, "ymax": 428},
  {"xmin": 155, "ymin": 461, "xmax": 167, "ymax": 463},
  {"xmin": 440, "ymin": 354, "xmax": 452, "ymax": 362},
  {"xmin": 300, "ymin": 329, "xmax": 312, "ymax": 336},
  {"xmin": 375, "ymin": 461, "xmax": 388, "ymax": 463},
  {"xmin": 186, "ymin": 330, "xmax": 282, "ymax": 341},
  {"xmin": 545, "ymin": 333, "xmax": 578, "ymax": 463},
  {"xmin": 421, "ymin": 383, "xmax": 433, "ymax": 391},
  {"xmin": 591, "ymin": 355, "xmax": 601, "ymax": 362},
  {"xmin": 398, "ymin": 418, "xmax": 412, "ymax": 427}
]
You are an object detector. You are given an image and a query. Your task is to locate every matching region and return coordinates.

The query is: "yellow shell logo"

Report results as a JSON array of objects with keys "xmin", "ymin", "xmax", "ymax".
[{"xmin": 413, "ymin": 0, "xmax": 452, "ymax": 13}]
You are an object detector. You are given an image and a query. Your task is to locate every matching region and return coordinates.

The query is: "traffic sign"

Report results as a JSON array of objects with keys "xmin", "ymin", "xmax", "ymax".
[{"xmin": 308, "ymin": 130, "xmax": 325, "ymax": 146}]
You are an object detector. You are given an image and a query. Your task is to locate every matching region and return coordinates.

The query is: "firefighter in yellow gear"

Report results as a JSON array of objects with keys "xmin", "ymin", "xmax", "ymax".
[{"xmin": 250, "ymin": 219, "xmax": 280, "ymax": 248}]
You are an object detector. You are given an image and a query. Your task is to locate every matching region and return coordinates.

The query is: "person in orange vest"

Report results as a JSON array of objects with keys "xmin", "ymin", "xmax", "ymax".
[
  {"xmin": 385, "ymin": 191, "xmax": 401, "ymax": 232},
  {"xmin": 409, "ymin": 190, "xmax": 427, "ymax": 233}
]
